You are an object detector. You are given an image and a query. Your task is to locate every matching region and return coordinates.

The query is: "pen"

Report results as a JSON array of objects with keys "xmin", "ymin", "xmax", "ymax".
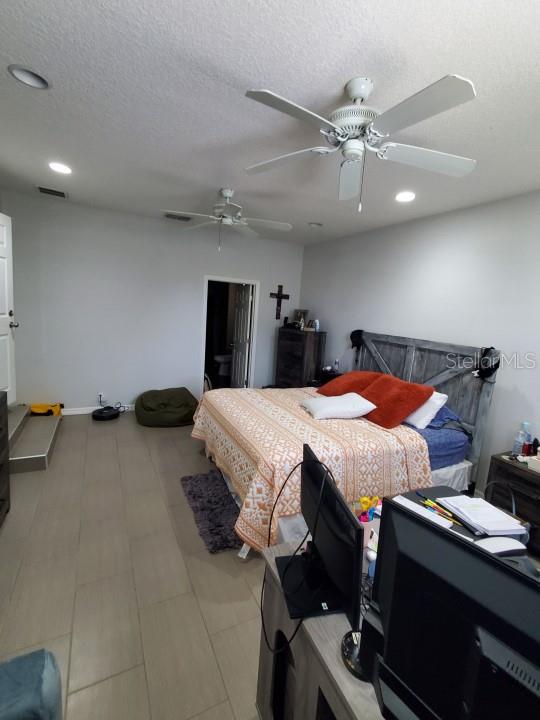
[
  {"xmin": 415, "ymin": 491, "xmax": 481, "ymax": 535},
  {"xmin": 416, "ymin": 491, "xmax": 453, "ymax": 518},
  {"xmin": 422, "ymin": 502, "xmax": 464, "ymax": 527},
  {"xmin": 425, "ymin": 499, "xmax": 453, "ymax": 518},
  {"xmin": 418, "ymin": 495, "xmax": 465, "ymax": 526}
]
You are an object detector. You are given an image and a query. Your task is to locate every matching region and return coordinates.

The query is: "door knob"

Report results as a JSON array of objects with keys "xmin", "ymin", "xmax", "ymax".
[{"xmin": 9, "ymin": 321, "xmax": 19, "ymax": 329}]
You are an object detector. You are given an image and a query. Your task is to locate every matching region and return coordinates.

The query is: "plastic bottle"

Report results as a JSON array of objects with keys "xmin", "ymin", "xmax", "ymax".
[
  {"xmin": 523, "ymin": 422, "xmax": 533, "ymax": 455},
  {"xmin": 512, "ymin": 421, "xmax": 531, "ymax": 455}
]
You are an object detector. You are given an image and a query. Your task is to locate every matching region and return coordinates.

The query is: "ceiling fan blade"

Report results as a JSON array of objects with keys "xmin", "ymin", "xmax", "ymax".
[
  {"xmin": 243, "ymin": 217, "xmax": 292, "ymax": 231},
  {"xmin": 378, "ymin": 142, "xmax": 476, "ymax": 176},
  {"xmin": 232, "ymin": 223, "xmax": 260, "ymax": 238},
  {"xmin": 162, "ymin": 210, "xmax": 218, "ymax": 220},
  {"xmin": 246, "ymin": 89, "xmax": 343, "ymax": 135},
  {"xmin": 369, "ymin": 75, "xmax": 476, "ymax": 138},
  {"xmin": 245, "ymin": 146, "xmax": 336, "ymax": 174},
  {"xmin": 183, "ymin": 221, "xmax": 217, "ymax": 232},
  {"xmin": 338, "ymin": 156, "xmax": 364, "ymax": 209}
]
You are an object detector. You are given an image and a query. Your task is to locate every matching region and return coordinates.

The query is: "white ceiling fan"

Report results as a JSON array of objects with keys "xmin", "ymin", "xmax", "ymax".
[
  {"xmin": 162, "ymin": 188, "xmax": 293, "ymax": 242},
  {"xmin": 245, "ymin": 75, "xmax": 477, "ymax": 211}
]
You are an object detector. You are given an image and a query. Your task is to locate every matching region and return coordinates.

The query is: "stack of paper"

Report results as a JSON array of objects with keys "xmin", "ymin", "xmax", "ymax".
[{"xmin": 436, "ymin": 495, "xmax": 526, "ymax": 536}]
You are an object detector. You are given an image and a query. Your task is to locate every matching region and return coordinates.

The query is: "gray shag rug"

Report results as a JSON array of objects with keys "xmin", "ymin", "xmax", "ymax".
[{"xmin": 180, "ymin": 469, "xmax": 242, "ymax": 553}]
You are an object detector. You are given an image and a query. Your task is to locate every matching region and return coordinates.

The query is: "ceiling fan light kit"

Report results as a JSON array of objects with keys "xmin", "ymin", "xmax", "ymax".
[{"xmin": 244, "ymin": 74, "xmax": 477, "ymax": 213}]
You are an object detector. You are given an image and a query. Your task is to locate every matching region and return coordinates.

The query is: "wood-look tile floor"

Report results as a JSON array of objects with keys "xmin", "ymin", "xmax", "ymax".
[{"xmin": 0, "ymin": 413, "xmax": 264, "ymax": 720}]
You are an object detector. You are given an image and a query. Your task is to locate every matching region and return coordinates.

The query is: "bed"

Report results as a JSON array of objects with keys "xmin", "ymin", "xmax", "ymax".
[{"xmin": 192, "ymin": 331, "xmax": 500, "ymax": 550}]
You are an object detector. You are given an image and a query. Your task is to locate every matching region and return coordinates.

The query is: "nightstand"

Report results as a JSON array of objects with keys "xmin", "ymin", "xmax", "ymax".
[
  {"xmin": 485, "ymin": 453, "xmax": 540, "ymax": 554},
  {"xmin": 308, "ymin": 370, "xmax": 342, "ymax": 388}
]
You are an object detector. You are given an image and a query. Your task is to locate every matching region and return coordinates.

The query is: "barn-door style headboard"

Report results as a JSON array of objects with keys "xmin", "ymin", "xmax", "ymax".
[{"xmin": 354, "ymin": 331, "xmax": 500, "ymax": 474}]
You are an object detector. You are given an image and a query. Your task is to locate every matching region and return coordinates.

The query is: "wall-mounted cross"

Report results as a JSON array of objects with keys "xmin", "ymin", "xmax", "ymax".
[{"xmin": 269, "ymin": 284, "xmax": 290, "ymax": 320}]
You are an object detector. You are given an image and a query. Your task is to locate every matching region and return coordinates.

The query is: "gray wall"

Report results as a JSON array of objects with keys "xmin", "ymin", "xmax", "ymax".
[
  {"xmin": 3, "ymin": 190, "xmax": 303, "ymax": 407},
  {"xmin": 301, "ymin": 190, "xmax": 540, "ymax": 486}
]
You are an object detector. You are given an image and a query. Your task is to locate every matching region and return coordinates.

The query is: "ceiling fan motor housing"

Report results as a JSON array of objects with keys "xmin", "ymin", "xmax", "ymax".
[
  {"xmin": 345, "ymin": 77, "xmax": 374, "ymax": 102},
  {"xmin": 329, "ymin": 104, "xmax": 378, "ymax": 138}
]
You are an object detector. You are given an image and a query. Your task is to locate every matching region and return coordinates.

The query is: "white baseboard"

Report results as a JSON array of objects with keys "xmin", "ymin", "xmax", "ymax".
[{"xmin": 62, "ymin": 405, "xmax": 135, "ymax": 416}]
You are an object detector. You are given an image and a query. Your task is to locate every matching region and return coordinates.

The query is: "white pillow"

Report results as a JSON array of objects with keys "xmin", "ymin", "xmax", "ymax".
[
  {"xmin": 405, "ymin": 391, "xmax": 448, "ymax": 429},
  {"xmin": 302, "ymin": 392, "xmax": 376, "ymax": 420}
]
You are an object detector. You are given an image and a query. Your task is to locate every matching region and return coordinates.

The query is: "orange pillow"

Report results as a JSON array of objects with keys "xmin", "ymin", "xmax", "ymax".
[
  {"xmin": 318, "ymin": 371, "xmax": 383, "ymax": 397},
  {"xmin": 362, "ymin": 375, "xmax": 434, "ymax": 429}
]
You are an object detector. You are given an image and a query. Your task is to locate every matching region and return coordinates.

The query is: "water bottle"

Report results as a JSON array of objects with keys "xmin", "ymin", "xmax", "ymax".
[{"xmin": 512, "ymin": 421, "xmax": 531, "ymax": 454}]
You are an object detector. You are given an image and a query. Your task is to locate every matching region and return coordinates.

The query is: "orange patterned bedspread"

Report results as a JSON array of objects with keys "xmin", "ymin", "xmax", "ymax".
[{"xmin": 192, "ymin": 387, "xmax": 432, "ymax": 550}]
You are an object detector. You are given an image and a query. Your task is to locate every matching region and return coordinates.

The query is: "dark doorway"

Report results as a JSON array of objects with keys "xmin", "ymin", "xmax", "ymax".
[{"xmin": 204, "ymin": 280, "xmax": 255, "ymax": 389}]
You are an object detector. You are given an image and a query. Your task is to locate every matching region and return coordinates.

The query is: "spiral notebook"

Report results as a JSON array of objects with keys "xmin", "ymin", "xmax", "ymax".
[{"xmin": 436, "ymin": 495, "xmax": 526, "ymax": 537}]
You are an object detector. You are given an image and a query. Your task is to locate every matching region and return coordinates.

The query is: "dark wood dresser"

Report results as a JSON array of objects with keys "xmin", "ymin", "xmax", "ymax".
[
  {"xmin": 0, "ymin": 391, "xmax": 9, "ymax": 528},
  {"xmin": 275, "ymin": 328, "xmax": 326, "ymax": 388},
  {"xmin": 486, "ymin": 453, "xmax": 540, "ymax": 554}
]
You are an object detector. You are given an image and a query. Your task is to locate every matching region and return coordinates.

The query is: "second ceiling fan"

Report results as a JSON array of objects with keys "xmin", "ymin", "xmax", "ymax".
[
  {"xmin": 245, "ymin": 74, "xmax": 477, "ymax": 212},
  {"xmin": 163, "ymin": 187, "xmax": 292, "ymax": 249}
]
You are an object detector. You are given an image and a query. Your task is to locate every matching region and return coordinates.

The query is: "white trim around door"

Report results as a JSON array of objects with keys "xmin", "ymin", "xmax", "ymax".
[{"xmin": 201, "ymin": 275, "xmax": 259, "ymax": 394}]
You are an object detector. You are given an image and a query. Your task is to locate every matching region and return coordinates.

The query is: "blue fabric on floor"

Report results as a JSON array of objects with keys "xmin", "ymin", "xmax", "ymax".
[{"xmin": 0, "ymin": 649, "xmax": 62, "ymax": 719}]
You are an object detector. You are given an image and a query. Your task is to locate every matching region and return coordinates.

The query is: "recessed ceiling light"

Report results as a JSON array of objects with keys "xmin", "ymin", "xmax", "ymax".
[
  {"xmin": 49, "ymin": 161, "xmax": 72, "ymax": 175},
  {"xmin": 7, "ymin": 65, "xmax": 49, "ymax": 89},
  {"xmin": 308, "ymin": 222, "xmax": 323, "ymax": 228},
  {"xmin": 395, "ymin": 190, "xmax": 416, "ymax": 203}
]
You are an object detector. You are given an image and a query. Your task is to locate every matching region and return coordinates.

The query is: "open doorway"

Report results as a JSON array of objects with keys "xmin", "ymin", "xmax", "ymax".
[{"xmin": 203, "ymin": 278, "xmax": 257, "ymax": 389}]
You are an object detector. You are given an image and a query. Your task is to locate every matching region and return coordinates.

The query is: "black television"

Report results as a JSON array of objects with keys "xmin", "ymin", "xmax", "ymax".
[
  {"xmin": 364, "ymin": 496, "xmax": 540, "ymax": 719},
  {"xmin": 275, "ymin": 444, "xmax": 364, "ymax": 633}
]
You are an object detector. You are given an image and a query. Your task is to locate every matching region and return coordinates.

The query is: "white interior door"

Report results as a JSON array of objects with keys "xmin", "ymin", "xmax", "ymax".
[
  {"xmin": 0, "ymin": 213, "xmax": 16, "ymax": 404},
  {"xmin": 230, "ymin": 283, "xmax": 254, "ymax": 388}
]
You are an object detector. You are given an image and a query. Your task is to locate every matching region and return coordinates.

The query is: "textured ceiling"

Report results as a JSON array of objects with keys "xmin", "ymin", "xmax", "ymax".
[{"xmin": 1, "ymin": 0, "xmax": 540, "ymax": 244}]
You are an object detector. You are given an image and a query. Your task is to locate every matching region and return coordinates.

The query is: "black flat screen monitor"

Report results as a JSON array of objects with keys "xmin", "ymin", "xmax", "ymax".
[
  {"xmin": 276, "ymin": 444, "xmax": 364, "ymax": 630},
  {"xmin": 370, "ymin": 497, "xmax": 540, "ymax": 719}
]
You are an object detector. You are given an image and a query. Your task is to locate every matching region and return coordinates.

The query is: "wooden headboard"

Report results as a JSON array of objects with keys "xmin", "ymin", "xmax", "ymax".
[{"xmin": 354, "ymin": 331, "xmax": 500, "ymax": 475}]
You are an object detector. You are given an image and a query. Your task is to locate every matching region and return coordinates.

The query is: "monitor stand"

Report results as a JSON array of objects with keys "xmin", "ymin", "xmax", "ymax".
[
  {"xmin": 275, "ymin": 542, "xmax": 343, "ymax": 620},
  {"xmin": 341, "ymin": 631, "xmax": 365, "ymax": 678}
]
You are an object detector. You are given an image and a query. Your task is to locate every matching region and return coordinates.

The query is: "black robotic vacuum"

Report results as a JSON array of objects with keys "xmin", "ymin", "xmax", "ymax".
[{"xmin": 92, "ymin": 405, "xmax": 120, "ymax": 421}]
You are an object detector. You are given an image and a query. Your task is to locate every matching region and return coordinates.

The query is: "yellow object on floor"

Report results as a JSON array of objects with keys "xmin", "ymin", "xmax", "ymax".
[{"xmin": 30, "ymin": 403, "xmax": 63, "ymax": 417}]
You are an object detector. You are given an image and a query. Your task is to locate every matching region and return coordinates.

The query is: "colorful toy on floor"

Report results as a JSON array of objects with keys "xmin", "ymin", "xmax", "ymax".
[{"xmin": 355, "ymin": 495, "xmax": 381, "ymax": 522}]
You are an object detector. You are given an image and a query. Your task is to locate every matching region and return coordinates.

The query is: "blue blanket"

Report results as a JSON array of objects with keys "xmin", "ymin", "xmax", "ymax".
[
  {"xmin": 408, "ymin": 404, "xmax": 471, "ymax": 471},
  {"xmin": 416, "ymin": 426, "xmax": 470, "ymax": 470}
]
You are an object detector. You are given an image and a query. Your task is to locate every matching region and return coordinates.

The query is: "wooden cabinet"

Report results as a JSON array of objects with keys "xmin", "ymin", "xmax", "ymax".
[
  {"xmin": 256, "ymin": 543, "xmax": 382, "ymax": 720},
  {"xmin": 0, "ymin": 391, "xmax": 9, "ymax": 529},
  {"xmin": 486, "ymin": 453, "xmax": 540, "ymax": 554},
  {"xmin": 275, "ymin": 329, "xmax": 326, "ymax": 388}
]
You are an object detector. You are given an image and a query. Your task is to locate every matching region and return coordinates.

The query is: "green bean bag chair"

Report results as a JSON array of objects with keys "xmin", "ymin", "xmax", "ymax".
[{"xmin": 135, "ymin": 387, "xmax": 198, "ymax": 427}]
